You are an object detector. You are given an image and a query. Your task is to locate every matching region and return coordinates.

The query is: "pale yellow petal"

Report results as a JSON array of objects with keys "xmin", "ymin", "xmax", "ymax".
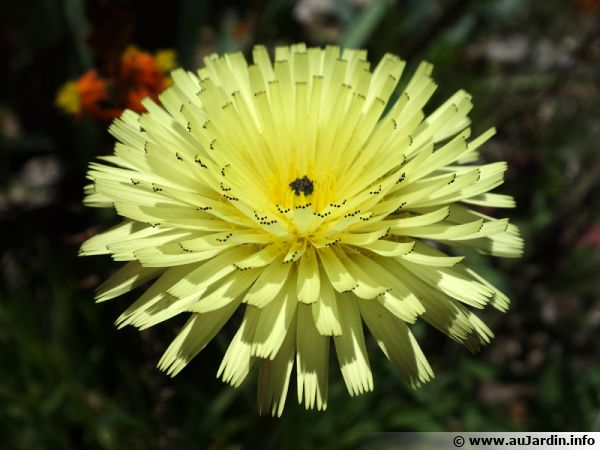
[
  {"xmin": 167, "ymin": 246, "xmax": 254, "ymax": 300},
  {"xmin": 80, "ymin": 221, "xmax": 144, "ymax": 256},
  {"xmin": 333, "ymin": 294, "xmax": 373, "ymax": 396},
  {"xmin": 311, "ymin": 270, "xmax": 342, "ymax": 336},
  {"xmin": 95, "ymin": 261, "xmax": 162, "ymax": 302},
  {"xmin": 359, "ymin": 299, "xmax": 433, "ymax": 387},
  {"xmin": 188, "ymin": 268, "xmax": 260, "ymax": 313},
  {"xmin": 355, "ymin": 254, "xmax": 425, "ymax": 322},
  {"xmin": 296, "ymin": 304, "xmax": 329, "ymax": 410},
  {"xmin": 317, "ymin": 247, "xmax": 356, "ymax": 292},
  {"xmin": 116, "ymin": 264, "xmax": 196, "ymax": 328},
  {"xmin": 244, "ymin": 258, "xmax": 292, "ymax": 308},
  {"xmin": 218, "ymin": 305, "xmax": 259, "ymax": 387},
  {"xmin": 297, "ymin": 246, "xmax": 320, "ymax": 303},
  {"xmin": 251, "ymin": 273, "xmax": 298, "ymax": 359},
  {"xmin": 257, "ymin": 313, "xmax": 296, "ymax": 417},
  {"xmin": 158, "ymin": 301, "xmax": 239, "ymax": 376}
]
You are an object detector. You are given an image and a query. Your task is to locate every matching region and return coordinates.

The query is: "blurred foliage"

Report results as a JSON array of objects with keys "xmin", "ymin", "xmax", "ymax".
[{"xmin": 1, "ymin": 0, "xmax": 600, "ymax": 449}]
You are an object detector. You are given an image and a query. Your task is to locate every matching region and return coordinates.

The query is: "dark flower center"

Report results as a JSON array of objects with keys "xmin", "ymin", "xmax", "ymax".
[{"xmin": 289, "ymin": 175, "xmax": 314, "ymax": 196}]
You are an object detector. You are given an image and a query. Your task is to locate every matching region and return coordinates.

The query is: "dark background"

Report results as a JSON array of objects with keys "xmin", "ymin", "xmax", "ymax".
[{"xmin": 1, "ymin": 0, "xmax": 599, "ymax": 449}]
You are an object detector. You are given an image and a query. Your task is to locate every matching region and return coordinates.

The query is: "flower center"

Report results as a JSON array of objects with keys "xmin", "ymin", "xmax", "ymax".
[{"xmin": 289, "ymin": 176, "xmax": 314, "ymax": 196}]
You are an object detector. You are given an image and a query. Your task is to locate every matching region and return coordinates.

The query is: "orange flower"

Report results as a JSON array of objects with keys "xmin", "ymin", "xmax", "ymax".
[
  {"xmin": 56, "ymin": 70, "xmax": 121, "ymax": 121},
  {"xmin": 124, "ymin": 85, "xmax": 154, "ymax": 113},
  {"xmin": 120, "ymin": 46, "xmax": 165, "ymax": 94},
  {"xmin": 56, "ymin": 46, "xmax": 177, "ymax": 121},
  {"xmin": 77, "ymin": 71, "xmax": 120, "ymax": 120}
]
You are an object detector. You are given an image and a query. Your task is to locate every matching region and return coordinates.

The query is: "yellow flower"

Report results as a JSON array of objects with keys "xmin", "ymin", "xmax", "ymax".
[
  {"xmin": 81, "ymin": 44, "xmax": 523, "ymax": 416},
  {"xmin": 55, "ymin": 81, "xmax": 81, "ymax": 115},
  {"xmin": 154, "ymin": 49, "xmax": 177, "ymax": 73}
]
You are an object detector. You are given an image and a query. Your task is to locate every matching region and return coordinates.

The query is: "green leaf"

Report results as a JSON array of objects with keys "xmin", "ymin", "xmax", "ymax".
[{"xmin": 339, "ymin": 0, "xmax": 398, "ymax": 49}]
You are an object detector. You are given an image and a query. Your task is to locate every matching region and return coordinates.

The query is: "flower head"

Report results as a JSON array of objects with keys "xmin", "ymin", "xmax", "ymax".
[
  {"xmin": 56, "ymin": 70, "xmax": 121, "ymax": 120},
  {"xmin": 154, "ymin": 49, "xmax": 178, "ymax": 74},
  {"xmin": 56, "ymin": 47, "xmax": 176, "ymax": 120},
  {"xmin": 81, "ymin": 44, "xmax": 523, "ymax": 416},
  {"xmin": 119, "ymin": 46, "xmax": 169, "ymax": 109}
]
